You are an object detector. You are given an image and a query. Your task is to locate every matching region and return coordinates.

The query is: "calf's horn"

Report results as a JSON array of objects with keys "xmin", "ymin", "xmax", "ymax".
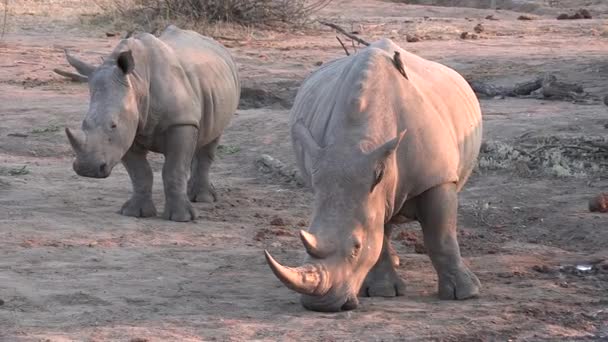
[
  {"xmin": 264, "ymin": 250, "xmax": 329, "ymax": 296},
  {"xmin": 65, "ymin": 127, "xmax": 84, "ymax": 154}
]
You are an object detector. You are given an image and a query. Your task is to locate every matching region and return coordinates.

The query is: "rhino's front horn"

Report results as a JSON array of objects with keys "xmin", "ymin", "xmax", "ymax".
[
  {"xmin": 264, "ymin": 250, "xmax": 329, "ymax": 296},
  {"xmin": 65, "ymin": 127, "xmax": 84, "ymax": 154},
  {"xmin": 300, "ymin": 230, "xmax": 334, "ymax": 258}
]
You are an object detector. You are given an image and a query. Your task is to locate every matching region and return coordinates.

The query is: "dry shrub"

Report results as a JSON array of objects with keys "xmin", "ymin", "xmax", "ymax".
[
  {"xmin": 99, "ymin": 0, "xmax": 331, "ymax": 30},
  {"xmin": 477, "ymin": 136, "xmax": 608, "ymax": 178}
]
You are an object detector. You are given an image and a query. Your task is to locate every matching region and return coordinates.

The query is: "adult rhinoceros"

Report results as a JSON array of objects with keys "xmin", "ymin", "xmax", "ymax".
[
  {"xmin": 265, "ymin": 38, "xmax": 482, "ymax": 311},
  {"xmin": 62, "ymin": 25, "xmax": 240, "ymax": 222}
]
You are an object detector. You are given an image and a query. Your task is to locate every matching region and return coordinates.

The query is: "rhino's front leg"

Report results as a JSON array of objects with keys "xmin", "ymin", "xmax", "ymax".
[
  {"xmin": 120, "ymin": 148, "xmax": 157, "ymax": 217},
  {"xmin": 359, "ymin": 224, "xmax": 406, "ymax": 297},
  {"xmin": 162, "ymin": 125, "xmax": 197, "ymax": 222},
  {"xmin": 417, "ymin": 183, "xmax": 480, "ymax": 300}
]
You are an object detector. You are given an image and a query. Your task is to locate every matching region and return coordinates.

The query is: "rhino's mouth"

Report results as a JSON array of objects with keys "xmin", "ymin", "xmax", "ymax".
[{"xmin": 301, "ymin": 291, "xmax": 359, "ymax": 312}]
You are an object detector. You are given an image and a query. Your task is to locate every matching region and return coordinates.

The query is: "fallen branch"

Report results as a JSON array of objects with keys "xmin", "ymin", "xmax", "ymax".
[
  {"xmin": 319, "ymin": 21, "xmax": 370, "ymax": 46},
  {"xmin": 468, "ymin": 74, "xmax": 588, "ymax": 102},
  {"xmin": 53, "ymin": 68, "xmax": 88, "ymax": 83}
]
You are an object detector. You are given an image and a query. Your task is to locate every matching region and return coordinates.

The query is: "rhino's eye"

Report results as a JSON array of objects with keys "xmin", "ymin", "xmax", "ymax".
[
  {"xmin": 370, "ymin": 164, "xmax": 384, "ymax": 192},
  {"xmin": 351, "ymin": 240, "xmax": 362, "ymax": 259}
]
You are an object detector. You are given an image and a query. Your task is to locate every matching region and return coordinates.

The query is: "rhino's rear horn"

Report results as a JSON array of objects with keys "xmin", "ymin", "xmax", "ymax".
[
  {"xmin": 65, "ymin": 127, "xmax": 84, "ymax": 154},
  {"xmin": 64, "ymin": 49, "xmax": 96, "ymax": 76},
  {"xmin": 300, "ymin": 230, "xmax": 334, "ymax": 259},
  {"xmin": 264, "ymin": 250, "xmax": 329, "ymax": 296}
]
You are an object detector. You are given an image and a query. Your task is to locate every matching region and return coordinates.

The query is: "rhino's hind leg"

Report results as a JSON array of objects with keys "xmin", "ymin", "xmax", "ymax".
[
  {"xmin": 188, "ymin": 137, "xmax": 219, "ymax": 203},
  {"xmin": 359, "ymin": 224, "xmax": 406, "ymax": 297},
  {"xmin": 417, "ymin": 183, "xmax": 481, "ymax": 300},
  {"xmin": 162, "ymin": 125, "xmax": 197, "ymax": 222},
  {"xmin": 120, "ymin": 148, "xmax": 157, "ymax": 217}
]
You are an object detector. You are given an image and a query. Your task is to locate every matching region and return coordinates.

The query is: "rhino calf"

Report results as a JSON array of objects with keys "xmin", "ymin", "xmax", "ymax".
[
  {"xmin": 63, "ymin": 25, "xmax": 240, "ymax": 221},
  {"xmin": 265, "ymin": 38, "xmax": 482, "ymax": 311}
]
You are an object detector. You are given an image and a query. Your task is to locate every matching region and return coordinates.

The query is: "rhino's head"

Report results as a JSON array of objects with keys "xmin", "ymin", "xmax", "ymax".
[
  {"xmin": 64, "ymin": 50, "xmax": 139, "ymax": 178},
  {"xmin": 265, "ymin": 122, "xmax": 406, "ymax": 312}
]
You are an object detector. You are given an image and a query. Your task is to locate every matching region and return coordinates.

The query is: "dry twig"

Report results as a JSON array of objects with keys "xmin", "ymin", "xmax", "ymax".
[{"xmin": 319, "ymin": 21, "xmax": 370, "ymax": 46}]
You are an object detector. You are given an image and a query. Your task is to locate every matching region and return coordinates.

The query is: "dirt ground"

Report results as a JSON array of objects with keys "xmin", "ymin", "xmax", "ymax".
[{"xmin": 1, "ymin": 0, "xmax": 608, "ymax": 341}]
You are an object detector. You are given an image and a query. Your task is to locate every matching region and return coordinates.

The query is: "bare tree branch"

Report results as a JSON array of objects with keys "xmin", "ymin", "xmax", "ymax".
[
  {"xmin": 319, "ymin": 21, "xmax": 370, "ymax": 46},
  {"xmin": 335, "ymin": 36, "xmax": 350, "ymax": 56}
]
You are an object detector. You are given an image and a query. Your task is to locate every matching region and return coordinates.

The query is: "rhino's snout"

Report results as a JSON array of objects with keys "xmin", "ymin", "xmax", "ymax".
[{"xmin": 73, "ymin": 160, "xmax": 111, "ymax": 178}]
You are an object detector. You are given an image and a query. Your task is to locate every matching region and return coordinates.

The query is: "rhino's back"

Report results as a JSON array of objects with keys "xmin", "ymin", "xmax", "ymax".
[
  {"xmin": 291, "ymin": 38, "xmax": 482, "ymax": 197},
  {"xmin": 157, "ymin": 26, "xmax": 240, "ymax": 144}
]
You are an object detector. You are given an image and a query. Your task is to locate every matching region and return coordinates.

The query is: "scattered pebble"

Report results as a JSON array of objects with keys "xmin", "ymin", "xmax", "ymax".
[
  {"xmin": 485, "ymin": 14, "xmax": 499, "ymax": 20},
  {"xmin": 315, "ymin": 61, "xmax": 323, "ymax": 66},
  {"xmin": 473, "ymin": 23, "xmax": 484, "ymax": 33}
]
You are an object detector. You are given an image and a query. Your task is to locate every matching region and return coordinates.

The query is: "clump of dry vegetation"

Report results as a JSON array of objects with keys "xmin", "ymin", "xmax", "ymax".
[
  {"xmin": 477, "ymin": 136, "xmax": 608, "ymax": 178},
  {"xmin": 97, "ymin": 0, "xmax": 331, "ymax": 32}
]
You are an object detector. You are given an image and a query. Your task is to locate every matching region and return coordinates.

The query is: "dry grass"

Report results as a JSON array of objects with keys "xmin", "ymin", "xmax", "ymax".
[{"xmin": 93, "ymin": 0, "xmax": 331, "ymax": 34}]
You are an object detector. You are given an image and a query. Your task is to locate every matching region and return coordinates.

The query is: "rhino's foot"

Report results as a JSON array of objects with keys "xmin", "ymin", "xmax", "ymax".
[
  {"xmin": 120, "ymin": 196, "xmax": 157, "ymax": 218},
  {"xmin": 437, "ymin": 265, "xmax": 480, "ymax": 300},
  {"xmin": 359, "ymin": 263, "xmax": 406, "ymax": 297},
  {"xmin": 163, "ymin": 197, "xmax": 196, "ymax": 222},
  {"xmin": 188, "ymin": 183, "xmax": 217, "ymax": 203}
]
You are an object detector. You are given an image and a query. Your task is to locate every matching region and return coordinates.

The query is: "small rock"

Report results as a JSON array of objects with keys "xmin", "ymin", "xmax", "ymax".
[
  {"xmin": 105, "ymin": 32, "xmax": 118, "ymax": 37},
  {"xmin": 406, "ymin": 34, "xmax": 421, "ymax": 42},
  {"xmin": 517, "ymin": 15, "xmax": 534, "ymax": 21},
  {"xmin": 460, "ymin": 32, "xmax": 469, "ymax": 39},
  {"xmin": 296, "ymin": 220, "xmax": 307, "ymax": 227},
  {"xmin": 473, "ymin": 23, "xmax": 484, "ymax": 33},
  {"xmin": 414, "ymin": 242, "xmax": 426, "ymax": 254},
  {"xmin": 485, "ymin": 14, "xmax": 498, "ymax": 20},
  {"xmin": 7, "ymin": 133, "xmax": 28, "ymax": 138},
  {"xmin": 270, "ymin": 216, "xmax": 286, "ymax": 226},
  {"xmin": 556, "ymin": 13, "xmax": 570, "ymax": 20},
  {"xmin": 253, "ymin": 230, "xmax": 267, "ymax": 241},
  {"xmin": 589, "ymin": 193, "xmax": 608, "ymax": 213},
  {"xmin": 315, "ymin": 61, "xmax": 323, "ymax": 66},
  {"xmin": 0, "ymin": 299, "xmax": 4, "ymax": 306},
  {"xmin": 532, "ymin": 265, "xmax": 553, "ymax": 273},
  {"xmin": 253, "ymin": 212, "xmax": 262, "ymax": 218},
  {"xmin": 129, "ymin": 338, "xmax": 149, "ymax": 342}
]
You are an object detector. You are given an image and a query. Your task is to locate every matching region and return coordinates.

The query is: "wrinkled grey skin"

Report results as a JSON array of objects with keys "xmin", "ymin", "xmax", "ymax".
[
  {"xmin": 265, "ymin": 38, "xmax": 483, "ymax": 311},
  {"xmin": 64, "ymin": 25, "xmax": 240, "ymax": 221}
]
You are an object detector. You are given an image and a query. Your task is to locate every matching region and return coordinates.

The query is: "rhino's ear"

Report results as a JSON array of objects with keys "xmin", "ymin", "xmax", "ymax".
[
  {"xmin": 293, "ymin": 120, "xmax": 322, "ymax": 160},
  {"xmin": 117, "ymin": 50, "xmax": 135, "ymax": 75},
  {"xmin": 369, "ymin": 129, "xmax": 407, "ymax": 162}
]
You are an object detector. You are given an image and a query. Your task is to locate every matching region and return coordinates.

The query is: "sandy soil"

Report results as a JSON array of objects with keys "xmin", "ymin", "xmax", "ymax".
[{"xmin": 1, "ymin": 0, "xmax": 608, "ymax": 341}]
